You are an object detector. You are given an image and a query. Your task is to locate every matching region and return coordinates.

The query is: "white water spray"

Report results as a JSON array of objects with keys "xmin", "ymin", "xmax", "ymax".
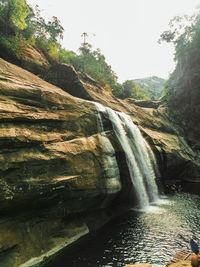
[
  {"xmin": 94, "ymin": 102, "xmax": 121, "ymax": 195},
  {"xmin": 94, "ymin": 102, "xmax": 160, "ymax": 209}
]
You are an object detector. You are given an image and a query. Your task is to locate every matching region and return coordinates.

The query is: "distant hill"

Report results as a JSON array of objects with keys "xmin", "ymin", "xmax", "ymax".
[{"xmin": 134, "ymin": 76, "xmax": 165, "ymax": 100}]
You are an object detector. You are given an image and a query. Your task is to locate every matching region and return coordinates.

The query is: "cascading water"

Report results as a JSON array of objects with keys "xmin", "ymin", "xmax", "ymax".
[
  {"xmin": 94, "ymin": 102, "xmax": 160, "ymax": 209},
  {"xmin": 94, "ymin": 102, "xmax": 121, "ymax": 195},
  {"xmin": 117, "ymin": 112, "xmax": 159, "ymax": 204}
]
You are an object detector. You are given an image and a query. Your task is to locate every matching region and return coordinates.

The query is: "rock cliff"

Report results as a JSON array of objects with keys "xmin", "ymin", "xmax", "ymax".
[
  {"xmin": 43, "ymin": 63, "xmax": 200, "ymax": 184},
  {"xmin": 0, "ymin": 58, "xmax": 199, "ymax": 266},
  {"xmin": 168, "ymin": 77, "xmax": 200, "ymax": 153}
]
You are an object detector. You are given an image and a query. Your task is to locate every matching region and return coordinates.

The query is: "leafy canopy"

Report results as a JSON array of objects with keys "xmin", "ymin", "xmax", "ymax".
[
  {"xmin": 159, "ymin": 11, "xmax": 200, "ymax": 105},
  {"xmin": 0, "ymin": 1, "xmax": 161, "ymax": 101},
  {"xmin": 0, "ymin": 0, "xmax": 65, "ymax": 63},
  {"xmin": 71, "ymin": 41, "xmax": 119, "ymax": 94},
  {"xmin": 0, "ymin": 0, "xmax": 29, "ymax": 32}
]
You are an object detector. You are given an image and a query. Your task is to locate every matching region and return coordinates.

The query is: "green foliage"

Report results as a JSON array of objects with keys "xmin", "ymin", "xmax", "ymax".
[
  {"xmin": 0, "ymin": 0, "xmax": 29, "ymax": 33},
  {"xmin": 46, "ymin": 16, "xmax": 64, "ymax": 42},
  {"xmin": 36, "ymin": 38, "xmax": 59, "ymax": 62},
  {"xmin": 0, "ymin": 1, "xmax": 65, "ymax": 64},
  {"xmin": 70, "ymin": 42, "xmax": 119, "ymax": 95},
  {"xmin": 23, "ymin": 4, "xmax": 64, "ymax": 42},
  {"xmin": 10, "ymin": 0, "xmax": 29, "ymax": 30},
  {"xmin": 0, "ymin": 32, "xmax": 26, "ymax": 58},
  {"xmin": 0, "ymin": 33, "xmax": 18, "ymax": 55},
  {"xmin": 160, "ymin": 12, "xmax": 200, "ymax": 104},
  {"xmin": 22, "ymin": 5, "xmax": 44, "ymax": 39},
  {"xmin": 118, "ymin": 76, "xmax": 165, "ymax": 100},
  {"xmin": 111, "ymin": 82, "xmax": 124, "ymax": 98},
  {"xmin": 122, "ymin": 80, "xmax": 149, "ymax": 100},
  {"xmin": 134, "ymin": 76, "xmax": 165, "ymax": 100},
  {"xmin": 0, "ymin": 1, "xmax": 162, "ymax": 101},
  {"xmin": 58, "ymin": 49, "xmax": 76, "ymax": 64}
]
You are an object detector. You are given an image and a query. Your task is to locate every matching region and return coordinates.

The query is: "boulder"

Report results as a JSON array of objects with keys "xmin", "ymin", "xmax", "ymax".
[{"xmin": 43, "ymin": 64, "xmax": 93, "ymax": 100}]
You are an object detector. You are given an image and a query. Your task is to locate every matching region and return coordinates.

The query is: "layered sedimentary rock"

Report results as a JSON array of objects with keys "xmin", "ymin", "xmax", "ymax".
[
  {"xmin": 44, "ymin": 63, "xmax": 200, "ymax": 183},
  {"xmin": 0, "ymin": 58, "xmax": 123, "ymax": 266},
  {"xmin": 0, "ymin": 58, "xmax": 199, "ymax": 266}
]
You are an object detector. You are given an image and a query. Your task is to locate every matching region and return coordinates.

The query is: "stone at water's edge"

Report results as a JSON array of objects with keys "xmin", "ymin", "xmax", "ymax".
[{"xmin": 0, "ymin": 57, "xmax": 199, "ymax": 266}]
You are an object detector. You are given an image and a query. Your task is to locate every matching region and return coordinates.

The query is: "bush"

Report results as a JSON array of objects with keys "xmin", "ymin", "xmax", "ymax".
[{"xmin": 0, "ymin": 33, "xmax": 21, "ymax": 58}]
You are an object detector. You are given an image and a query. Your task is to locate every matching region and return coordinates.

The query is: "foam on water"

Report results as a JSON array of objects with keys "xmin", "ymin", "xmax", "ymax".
[
  {"xmin": 152, "ymin": 198, "xmax": 172, "ymax": 205},
  {"xmin": 131, "ymin": 203, "xmax": 167, "ymax": 214}
]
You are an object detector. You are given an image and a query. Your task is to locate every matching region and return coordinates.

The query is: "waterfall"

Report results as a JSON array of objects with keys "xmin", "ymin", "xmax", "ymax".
[
  {"xmin": 94, "ymin": 102, "xmax": 121, "ymax": 195},
  {"xmin": 94, "ymin": 102, "xmax": 160, "ymax": 209}
]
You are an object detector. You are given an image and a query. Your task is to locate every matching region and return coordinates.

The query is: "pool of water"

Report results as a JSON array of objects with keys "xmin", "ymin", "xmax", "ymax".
[{"xmin": 49, "ymin": 193, "xmax": 200, "ymax": 267}]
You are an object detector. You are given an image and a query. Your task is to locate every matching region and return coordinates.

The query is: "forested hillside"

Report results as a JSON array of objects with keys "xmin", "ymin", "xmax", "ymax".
[
  {"xmin": 2, "ymin": 0, "xmax": 199, "ymax": 119},
  {"xmin": 0, "ymin": 0, "xmax": 126, "ymax": 97},
  {"xmin": 160, "ymin": 12, "xmax": 200, "ymax": 147},
  {"xmin": 0, "ymin": 0, "xmax": 163, "ymax": 101},
  {"xmin": 134, "ymin": 76, "xmax": 165, "ymax": 100}
]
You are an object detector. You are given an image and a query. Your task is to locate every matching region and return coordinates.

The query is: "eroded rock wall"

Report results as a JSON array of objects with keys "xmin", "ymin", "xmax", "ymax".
[
  {"xmin": 0, "ymin": 58, "xmax": 124, "ymax": 266},
  {"xmin": 0, "ymin": 57, "xmax": 199, "ymax": 266},
  {"xmin": 44, "ymin": 63, "xmax": 200, "ymax": 184}
]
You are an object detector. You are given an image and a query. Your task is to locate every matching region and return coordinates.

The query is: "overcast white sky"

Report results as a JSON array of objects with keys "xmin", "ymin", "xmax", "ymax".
[{"xmin": 27, "ymin": 0, "xmax": 200, "ymax": 82}]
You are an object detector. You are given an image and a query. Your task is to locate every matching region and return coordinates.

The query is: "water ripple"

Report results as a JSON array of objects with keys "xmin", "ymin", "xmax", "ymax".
[{"xmin": 49, "ymin": 193, "xmax": 200, "ymax": 267}]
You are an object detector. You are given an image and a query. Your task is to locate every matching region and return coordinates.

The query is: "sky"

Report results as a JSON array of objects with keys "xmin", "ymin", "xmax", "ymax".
[{"xmin": 26, "ymin": 0, "xmax": 200, "ymax": 82}]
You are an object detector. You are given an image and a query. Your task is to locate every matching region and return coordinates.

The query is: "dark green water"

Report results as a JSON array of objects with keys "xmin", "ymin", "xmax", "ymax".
[{"xmin": 49, "ymin": 193, "xmax": 200, "ymax": 267}]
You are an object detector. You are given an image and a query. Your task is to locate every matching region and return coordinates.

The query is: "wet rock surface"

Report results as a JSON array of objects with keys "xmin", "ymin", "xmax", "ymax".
[{"xmin": 0, "ymin": 57, "xmax": 199, "ymax": 266}]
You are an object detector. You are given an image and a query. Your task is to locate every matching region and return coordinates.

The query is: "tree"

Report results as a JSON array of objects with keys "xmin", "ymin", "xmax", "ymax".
[
  {"xmin": 122, "ymin": 80, "xmax": 148, "ymax": 99},
  {"xmin": 81, "ymin": 32, "xmax": 88, "ymax": 44},
  {"xmin": 23, "ymin": 4, "xmax": 46, "ymax": 39},
  {"xmin": 0, "ymin": 0, "xmax": 29, "ymax": 34},
  {"xmin": 159, "ymin": 14, "xmax": 196, "ymax": 61},
  {"xmin": 158, "ymin": 11, "xmax": 200, "ymax": 144},
  {"xmin": 69, "ymin": 40, "xmax": 121, "ymax": 96},
  {"xmin": 46, "ymin": 16, "xmax": 64, "ymax": 42},
  {"xmin": 24, "ymin": 5, "xmax": 64, "ymax": 42},
  {"xmin": 159, "ymin": 11, "xmax": 200, "ymax": 103}
]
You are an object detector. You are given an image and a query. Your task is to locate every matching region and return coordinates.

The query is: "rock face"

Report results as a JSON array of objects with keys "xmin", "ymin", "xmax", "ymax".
[
  {"xmin": 0, "ymin": 57, "xmax": 199, "ymax": 266},
  {"xmin": 20, "ymin": 44, "xmax": 50, "ymax": 75},
  {"xmin": 42, "ymin": 62, "xmax": 200, "ymax": 184},
  {"xmin": 44, "ymin": 64, "xmax": 93, "ymax": 100},
  {"xmin": 166, "ymin": 64, "xmax": 200, "ymax": 153},
  {"xmin": 0, "ymin": 43, "xmax": 50, "ymax": 77},
  {"xmin": 0, "ymin": 58, "xmax": 123, "ymax": 266},
  {"xmin": 173, "ymin": 87, "xmax": 200, "ymax": 151}
]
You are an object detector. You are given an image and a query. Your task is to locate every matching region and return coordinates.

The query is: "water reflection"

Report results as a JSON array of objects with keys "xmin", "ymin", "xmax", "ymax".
[{"xmin": 49, "ymin": 193, "xmax": 200, "ymax": 267}]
